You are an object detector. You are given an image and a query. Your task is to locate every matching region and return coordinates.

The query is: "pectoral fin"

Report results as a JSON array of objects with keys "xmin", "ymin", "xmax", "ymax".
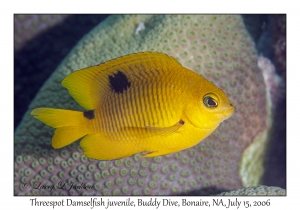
[{"xmin": 121, "ymin": 119, "xmax": 185, "ymax": 138}]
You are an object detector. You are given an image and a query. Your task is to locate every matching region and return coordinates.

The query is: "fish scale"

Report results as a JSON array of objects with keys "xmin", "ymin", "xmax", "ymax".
[{"xmin": 31, "ymin": 52, "xmax": 235, "ymax": 160}]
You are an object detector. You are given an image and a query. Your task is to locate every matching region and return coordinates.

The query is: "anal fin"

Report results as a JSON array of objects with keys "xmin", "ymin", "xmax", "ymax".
[
  {"xmin": 79, "ymin": 134, "xmax": 138, "ymax": 160},
  {"xmin": 142, "ymin": 148, "xmax": 181, "ymax": 158}
]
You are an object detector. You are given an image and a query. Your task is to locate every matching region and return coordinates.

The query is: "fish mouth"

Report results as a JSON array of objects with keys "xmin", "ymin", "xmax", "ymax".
[{"xmin": 222, "ymin": 105, "xmax": 235, "ymax": 118}]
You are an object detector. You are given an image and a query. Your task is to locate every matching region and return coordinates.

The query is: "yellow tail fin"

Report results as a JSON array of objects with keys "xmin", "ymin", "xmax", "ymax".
[{"xmin": 31, "ymin": 108, "xmax": 88, "ymax": 148}]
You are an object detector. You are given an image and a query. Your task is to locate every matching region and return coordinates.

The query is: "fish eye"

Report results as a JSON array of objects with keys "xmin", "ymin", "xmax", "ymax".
[{"xmin": 203, "ymin": 95, "xmax": 218, "ymax": 108}]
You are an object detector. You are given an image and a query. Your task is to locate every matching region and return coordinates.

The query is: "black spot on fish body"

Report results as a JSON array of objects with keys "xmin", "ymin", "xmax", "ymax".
[
  {"xmin": 109, "ymin": 71, "xmax": 131, "ymax": 94},
  {"xmin": 84, "ymin": 110, "xmax": 95, "ymax": 120}
]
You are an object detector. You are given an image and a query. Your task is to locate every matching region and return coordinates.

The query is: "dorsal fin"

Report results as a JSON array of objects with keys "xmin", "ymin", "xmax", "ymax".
[{"xmin": 62, "ymin": 52, "xmax": 183, "ymax": 110}]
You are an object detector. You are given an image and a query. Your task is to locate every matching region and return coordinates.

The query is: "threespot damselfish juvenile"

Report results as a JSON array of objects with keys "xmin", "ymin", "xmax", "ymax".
[{"xmin": 31, "ymin": 52, "xmax": 235, "ymax": 160}]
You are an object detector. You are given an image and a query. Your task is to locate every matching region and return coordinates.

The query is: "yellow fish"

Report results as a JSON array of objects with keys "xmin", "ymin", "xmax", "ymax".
[{"xmin": 31, "ymin": 52, "xmax": 234, "ymax": 160}]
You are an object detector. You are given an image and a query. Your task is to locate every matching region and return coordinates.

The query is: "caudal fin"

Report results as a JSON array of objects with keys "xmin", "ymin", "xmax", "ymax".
[{"xmin": 31, "ymin": 108, "xmax": 88, "ymax": 148}]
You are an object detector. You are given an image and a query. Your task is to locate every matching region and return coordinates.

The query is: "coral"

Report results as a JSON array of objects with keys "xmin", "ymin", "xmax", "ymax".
[
  {"xmin": 258, "ymin": 55, "xmax": 282, "ymax": 105},
  {"xmin": 218, "ymin": 185, "xmax": 286, "ymax": 196},
  {"xmin": 14, "ymin": 15, "xmax": 268, "ymax": 195},
  {"xmin": 254, "ymin": 15, "xmax": 286, "ymax": 189}
]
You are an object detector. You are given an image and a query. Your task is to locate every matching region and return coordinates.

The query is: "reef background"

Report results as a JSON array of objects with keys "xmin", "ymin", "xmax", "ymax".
[{"xmin": 14, "ymin": 14, "xmax": 286, "ymax": 189}]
